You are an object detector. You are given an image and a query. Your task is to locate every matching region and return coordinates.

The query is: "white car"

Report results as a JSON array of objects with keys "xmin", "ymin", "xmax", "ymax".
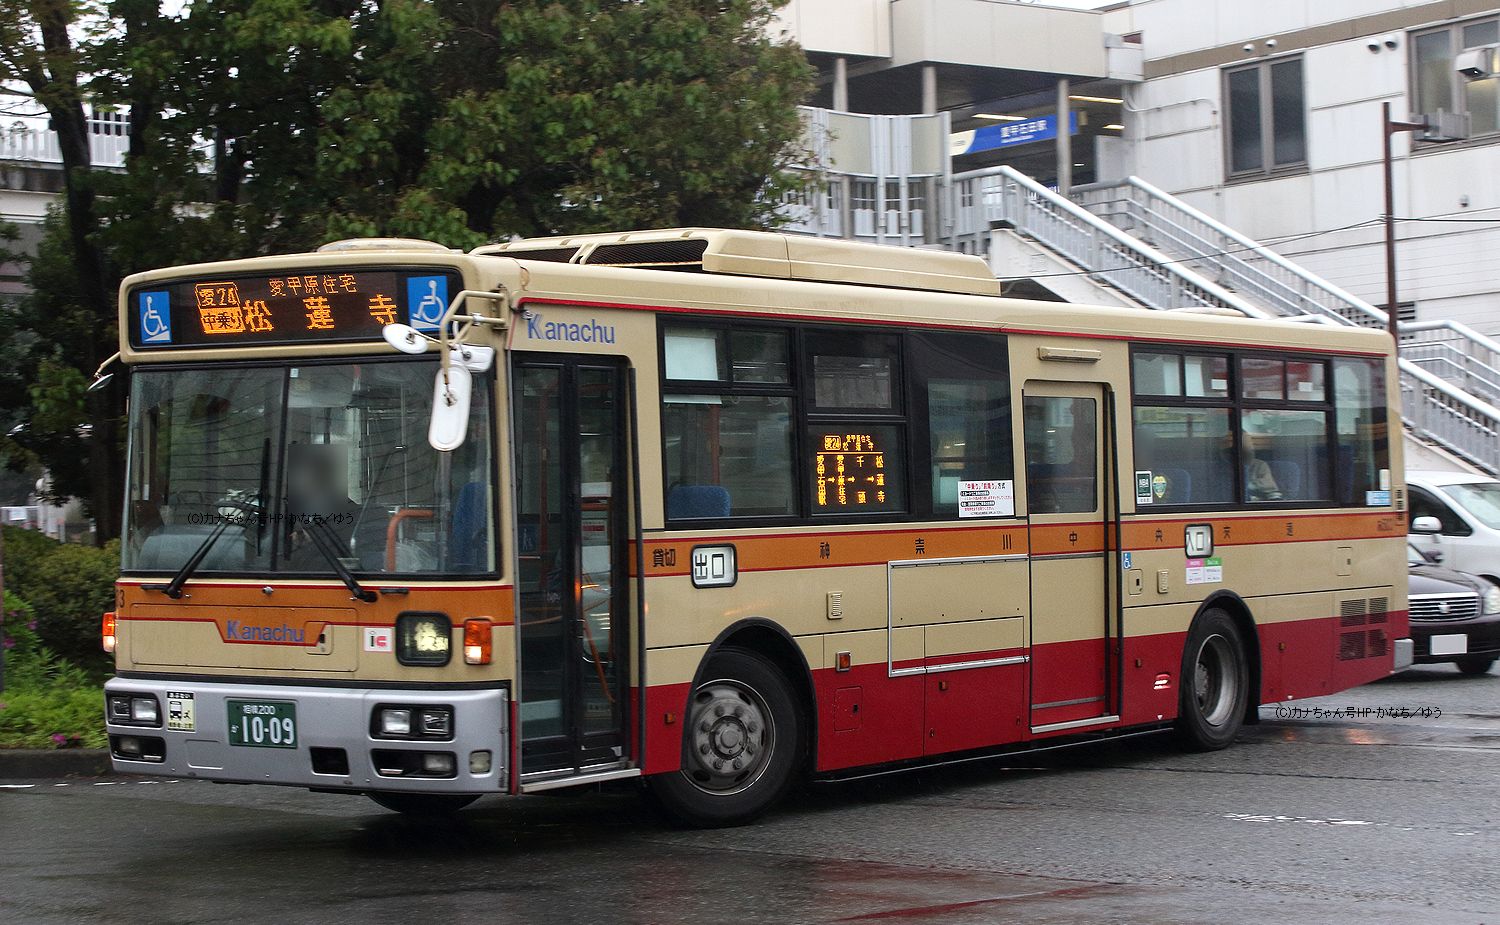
[{"xmin": 1407, "ymin": 469, "xmax": 1500, "ymax": 583}]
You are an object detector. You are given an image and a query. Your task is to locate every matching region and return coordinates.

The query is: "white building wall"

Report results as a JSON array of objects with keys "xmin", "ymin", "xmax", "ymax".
[{"xmin": 1121, "ymin": 0, "xmax": 1500, "ymax": 336}]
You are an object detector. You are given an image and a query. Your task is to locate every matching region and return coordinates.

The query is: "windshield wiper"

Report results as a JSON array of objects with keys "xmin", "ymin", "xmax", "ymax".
[{"xmin": 301, "ymin": 514, "xmax": 378, "ymax": 603}]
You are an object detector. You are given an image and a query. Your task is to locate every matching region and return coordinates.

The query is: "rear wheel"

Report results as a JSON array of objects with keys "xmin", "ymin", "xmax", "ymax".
[
  {"xmin": 1456, "ymin": 655, "xmax": 1496, "ymax": 676},
  {"xmin": 1175, "ymin": 608, "xmax": 1250, "ymax": 751},
  {"xmin": 366, "ymin": 792, "xmax": 479, "ymax": 816},
  {"xmin": 646, "ymin": 647, "xmax": 804, "ymax": 828}
]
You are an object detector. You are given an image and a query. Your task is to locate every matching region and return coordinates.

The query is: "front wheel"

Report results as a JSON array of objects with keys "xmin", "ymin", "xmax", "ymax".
[
  {"xmin": 1456, "ymin": 655, "xmax": 1496, "ymax": 676},
  {"xmin": 646, "ymin": 647, "xmax": 804, "ymax": 827},
  {"xmin": 1175, "ymin": 608, "xmax": 1250, "ymax": 751},
  {"xmin": 366, "ymin": 792, "xmax": 479, "ymax": 816}
]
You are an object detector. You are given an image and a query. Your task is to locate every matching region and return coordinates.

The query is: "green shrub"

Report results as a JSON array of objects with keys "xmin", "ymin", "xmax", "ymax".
[
  {"xmin": 0, "ymin": 687, "xmax": 106, "ymax": 749},
  {"xmin": 1, "ymin": 589, "xmax": 105, "ymax": 749},
  {"xmin": 9, "ymin": 538, "xmax": 119, "ymax": 674}
]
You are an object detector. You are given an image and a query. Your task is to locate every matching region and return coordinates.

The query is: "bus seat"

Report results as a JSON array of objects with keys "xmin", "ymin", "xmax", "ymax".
[
  {"xmin": 450, "ymin": 482, "xmax": 488, "ymax": 569},
  {"xmin": 668, "ymin": 485, "xmax": 731, "ymax": 519},
  {"xmin": 1158, "ymin": 467, "xmax": 1191, "ymax": 504}
]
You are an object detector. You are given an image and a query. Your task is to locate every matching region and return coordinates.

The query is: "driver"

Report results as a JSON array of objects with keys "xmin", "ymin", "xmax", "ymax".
[{"xmin": 283, "ymin": 443, "xmax": 360, "ymax": 570}]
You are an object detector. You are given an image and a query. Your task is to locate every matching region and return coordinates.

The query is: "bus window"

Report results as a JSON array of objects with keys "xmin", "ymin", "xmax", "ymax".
[
  {"xmin": 662, "ymin": 395, "xmax": 796, "ymax": 518},
  {"xmin": 1132, "ymin": 408, "xmax": 1234, "ymax": 506},
  {"xmin": 1333, "ymin": 358, "xmax": 1390, "ymax": 504},
  {"xmin": 1241, "ymin": 409, "xmax": 1329, "ymax": 503},
  {"xmin": 1024, "ymin": 396, "xmax": 1096, "ymax": 515},
  {"xmin": 910, "ymin": 331, "xmax": 1012, "ymax": 518}
]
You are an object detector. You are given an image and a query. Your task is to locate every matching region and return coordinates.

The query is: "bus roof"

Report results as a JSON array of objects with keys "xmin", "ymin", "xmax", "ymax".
[{"xmin": 474, "ymin": 228, "xmax": 1003, "ymax": 298}]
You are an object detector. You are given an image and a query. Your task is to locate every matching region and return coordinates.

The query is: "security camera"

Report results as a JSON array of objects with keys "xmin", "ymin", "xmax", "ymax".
[{"xmin": 1457, "ymin": 48, "xmax": 1494, "ymax": 79}]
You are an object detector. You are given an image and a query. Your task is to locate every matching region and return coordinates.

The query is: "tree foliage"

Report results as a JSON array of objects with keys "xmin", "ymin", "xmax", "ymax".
[{"xmin": 0, "ymin": 0, "xmax": 813, "ymax": 537}]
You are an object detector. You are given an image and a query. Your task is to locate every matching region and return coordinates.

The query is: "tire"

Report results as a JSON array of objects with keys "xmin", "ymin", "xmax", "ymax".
[
  {"xmin": 1175, "ymin": 608, "xmax": 1250, "ymax": 752},
  {"xmin": 646, "ymin": 646, "xmax": 805, "ymax": 828},
  {"xmin": 366, "ymin": 792, "xmax": 479, "ymax": 816},
  {"xmin": 1456, "ymin": 655, "xmax": 1496, "ymax": 676}
]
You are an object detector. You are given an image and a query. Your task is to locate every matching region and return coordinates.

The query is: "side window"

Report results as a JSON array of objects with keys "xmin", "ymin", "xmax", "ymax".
[
  {"xmin": 1131, "ymin": 350, "xmax": 1236, "ymax": 507},
  {"xmin": 1024, "ymin": 396, "xmax": 1097, "ymax": 515},
  {"xmin": 806, "ymin": 330, "xmax": 906, "ymax": 515},
  {"xmin": 1333, "ymin": 358, "xmax": 1390, "ymax": 505},
  {"xmin": 661, "ymin": 326, "xmax": 796, "ymax": 520},
  {"xmin": 909, "ymin": 331, "xmax": 1013, "ymax": 518},
  {"xmin": 1409, "ymin": 487, "xmax": 1471, "ymax": 536},
  {"xmin": 1238, "ymin": 355, "xmax": 1330, "ymax": 503}
]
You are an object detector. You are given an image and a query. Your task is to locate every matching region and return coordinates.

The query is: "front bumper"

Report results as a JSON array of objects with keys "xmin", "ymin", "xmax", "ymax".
[{"xmin": 104, "ymin": 677, "xmax": 508, "ymax": 794}]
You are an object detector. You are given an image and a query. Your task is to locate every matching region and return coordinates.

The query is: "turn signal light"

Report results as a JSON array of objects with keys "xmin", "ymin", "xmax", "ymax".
[
  {"xmin": 102, "ymin": 612, "xmax": 117, "ymax": 654},
  {"xmin": 464, "ymin": 618, "xmax": 492, "ymax": 665}
]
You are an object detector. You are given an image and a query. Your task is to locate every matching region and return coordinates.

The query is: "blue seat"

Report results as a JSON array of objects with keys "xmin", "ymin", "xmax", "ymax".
[{"xmin": 668, "ymin": 485, "xmax": 731, "ymax": 519}]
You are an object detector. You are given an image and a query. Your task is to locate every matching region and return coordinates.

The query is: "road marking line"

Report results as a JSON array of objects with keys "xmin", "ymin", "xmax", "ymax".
[{"xmin": 0, "ymin": 784, "xmax": 36, "ymax": 789}]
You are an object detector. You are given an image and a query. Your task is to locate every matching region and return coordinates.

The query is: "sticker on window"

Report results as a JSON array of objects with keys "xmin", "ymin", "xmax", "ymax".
[
  {"xmin": 1136, "ymin": 471, "xmax": 1153, "ymax": 505},
  {"xmin": 958, "ymin": 480, "xmax": 1015, "ymax": 518}
]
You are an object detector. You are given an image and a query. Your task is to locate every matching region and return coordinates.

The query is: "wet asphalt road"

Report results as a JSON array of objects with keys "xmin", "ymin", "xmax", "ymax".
[{"xmin": 3, "ymin": 665, "xmax": 1499, "ymax": 925}]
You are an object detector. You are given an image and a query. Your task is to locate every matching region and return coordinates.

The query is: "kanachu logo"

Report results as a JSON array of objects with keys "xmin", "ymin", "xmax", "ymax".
[
  {"xmin": 224, "ymin": 620, "xmax": 306, "ymax": 644},
  {"xmin": 524, "ymin": 312, "xmax": 616, "ymax": 345}
]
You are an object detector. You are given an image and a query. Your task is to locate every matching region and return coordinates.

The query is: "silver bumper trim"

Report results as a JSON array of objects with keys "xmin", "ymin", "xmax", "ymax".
[
  {"xmin": 1392, "ymin": 637, "xmax": 1414, "ymax": 672},
  {"xmin": 104, "ymin": 677, "xmax": 509, "ymax": 794}
]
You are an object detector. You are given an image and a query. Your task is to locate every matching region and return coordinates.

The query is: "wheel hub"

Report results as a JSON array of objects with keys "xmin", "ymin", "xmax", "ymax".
[{"xmin": 686, "ymin": 680, "xmax": 773, "ymax": 793}]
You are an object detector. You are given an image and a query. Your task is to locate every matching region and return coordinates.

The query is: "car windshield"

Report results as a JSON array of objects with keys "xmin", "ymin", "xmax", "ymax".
[
  {"xmin": 123, "ymin": 359, "xmax": 495, "ymax": 576},
  {"xmin": 1440, "ymin": 481, "xmax": 1500, "ymax": 529}
]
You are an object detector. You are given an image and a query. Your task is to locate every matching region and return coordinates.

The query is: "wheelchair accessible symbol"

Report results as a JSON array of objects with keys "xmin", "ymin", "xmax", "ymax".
[
  {"xmin": 138, "ymin": 291, "xmax": 172, "ymax": 345},
  {"xmin": 406, "ymin": 276, "xmax": 448, "ymax": 333}
]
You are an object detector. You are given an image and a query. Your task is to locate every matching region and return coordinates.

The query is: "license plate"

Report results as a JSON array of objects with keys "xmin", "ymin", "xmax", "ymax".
[
  {"xmin": 227, "ymin": 700, "xmax": 298, "ymax": 748},
  {"xmin": 1430, "ymin": 634, "xmax": 1469, "ymax": 656}
]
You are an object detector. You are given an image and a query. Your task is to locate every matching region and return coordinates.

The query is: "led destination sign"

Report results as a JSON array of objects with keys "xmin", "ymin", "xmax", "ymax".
[
  {"xmin": 812, "ymin": 429, "xmax": 903, "ymax": 513},
  {"xmin": 129, "ymin": 268, "xmax": 461, "ymax": 348}
]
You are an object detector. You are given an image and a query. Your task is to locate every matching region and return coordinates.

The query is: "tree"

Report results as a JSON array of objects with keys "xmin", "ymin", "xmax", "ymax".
[{"xmin": 0, "ymin": 0, "xmax": 813, "ymax": 539}]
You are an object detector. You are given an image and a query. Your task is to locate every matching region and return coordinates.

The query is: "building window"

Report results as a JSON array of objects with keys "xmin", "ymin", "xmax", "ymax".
[
  {"xmin": 1224, "ymin": 57, "xmax": 1306, "ymax": 177},
  {"xmin": 1413, "ymin": 17, "xmax": 1500, "ymax": 137}
]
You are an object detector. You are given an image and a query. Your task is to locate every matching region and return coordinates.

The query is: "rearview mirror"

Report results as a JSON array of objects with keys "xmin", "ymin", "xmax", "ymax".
[
  {"xmin": 428, "ymin": 365, "xmax": 472, "ymax": 451},
  {"xmin": 1410, "ymin": 515, "xmax": 1443, "ymax": 535}
]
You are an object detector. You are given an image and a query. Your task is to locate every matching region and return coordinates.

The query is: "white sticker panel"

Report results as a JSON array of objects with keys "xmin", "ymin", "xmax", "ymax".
[
  {"xmin": 363, "ymin": 626, "xmax": 394, "ymax": 653},
  {"xmin": 165, "ymin": 691, "xmax": 195, "ymax": 732},
  {"xmin": 957, "ymin": 480, "xmax": 1015, "ymax": 518},
  {"xmin": 1185, "ymin": 557, "xmax": 1223, "ymax": 585}
]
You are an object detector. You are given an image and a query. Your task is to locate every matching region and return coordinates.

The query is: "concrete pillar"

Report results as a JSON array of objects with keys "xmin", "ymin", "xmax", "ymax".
[
  {"xmin": 922, "ymin": 65, "xmax": 938, "ymax": 114},
  {"xmin": 833, "ymin": 57, "xmax": 849, "ymax": 111},
  {"xmin": 1056, "ymin": 78, "xmax": 1072, "ymax": 197}
]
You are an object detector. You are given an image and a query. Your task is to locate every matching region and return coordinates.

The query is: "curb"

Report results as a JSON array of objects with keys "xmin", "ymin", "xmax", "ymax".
[{"xmin": 0, "ymin": 749, "xmax": 114, "ymax": 779}]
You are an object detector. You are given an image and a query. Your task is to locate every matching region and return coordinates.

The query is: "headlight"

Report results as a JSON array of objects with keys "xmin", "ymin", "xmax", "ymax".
[
  {"xmin": 107, "ymin": 694, "xmax": 162, "ymax": 728},
  {"xmin": 1483, "ymin": 584, "xmax": 1500, "ymax": 615},
  {"xmin": 395, "ymin": 612, "xmax": 452, "ymax": 667}
]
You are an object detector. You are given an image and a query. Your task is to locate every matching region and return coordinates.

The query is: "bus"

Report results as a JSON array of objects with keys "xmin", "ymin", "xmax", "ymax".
[{"xmin": 103, "ymin": 229, "xmax": 1410, "ymax": 826}]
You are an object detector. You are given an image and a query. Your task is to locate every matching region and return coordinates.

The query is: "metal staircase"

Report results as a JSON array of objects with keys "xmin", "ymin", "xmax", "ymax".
[{"xmin": 943, "ymin": 166, "xmax": 1500, "ymax": 475}]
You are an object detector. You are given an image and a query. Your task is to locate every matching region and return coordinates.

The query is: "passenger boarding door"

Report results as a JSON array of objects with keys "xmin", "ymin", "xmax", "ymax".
[
  {"xmin": 1023, "ymin": 383, "xmax": 1117, "ymax": 732},
  {"xmin": 514, "ymin": 356, "xmax": 630, "ymax": 777}
]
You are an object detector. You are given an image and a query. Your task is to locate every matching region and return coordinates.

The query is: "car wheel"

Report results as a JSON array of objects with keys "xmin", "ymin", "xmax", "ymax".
[
  {"xmin": 366, "ymin": 792, "xmax": 479, "ymax": 816},
  {"xmin": 646, "ymin": 647, "xmax": 804, "ymax": 828},
  {"xmin": 1175, "ymin": 608, "xmax": 1250, "ymax": 752},
  {"xmin": 1456, "ymin": 655, "xmax": 1496, "ymax": 676}
]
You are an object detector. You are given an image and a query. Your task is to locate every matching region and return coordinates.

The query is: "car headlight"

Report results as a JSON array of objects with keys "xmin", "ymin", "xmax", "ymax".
[{"xmin": 1483, "ymin": 584, "xmax": 1500, "ymax": 615}]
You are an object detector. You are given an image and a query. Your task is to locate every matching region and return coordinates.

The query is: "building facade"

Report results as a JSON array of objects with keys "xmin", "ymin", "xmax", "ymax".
[{"xmin": 781, "ymin": 0, "xmax": 1500, "ymax": 337}]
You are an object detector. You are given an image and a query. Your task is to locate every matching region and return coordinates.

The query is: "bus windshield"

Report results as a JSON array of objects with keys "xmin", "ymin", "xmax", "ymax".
[{"xmin": 123, "ymin": 358, "xmax": 495, "ymax": 576}]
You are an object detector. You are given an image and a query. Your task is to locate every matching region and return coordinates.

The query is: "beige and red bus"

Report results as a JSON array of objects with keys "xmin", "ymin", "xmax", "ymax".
[{"xmin": 103, "ymin": 229, "xmax": 1409, "ymax": 825}]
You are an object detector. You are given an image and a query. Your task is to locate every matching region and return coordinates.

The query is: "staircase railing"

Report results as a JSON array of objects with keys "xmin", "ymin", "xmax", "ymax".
[
  {"xmin": 943, "ymin": 167, "xmax": 1500, "ymax": 474},
  {"xmin": 955, "ymin": 166, "xmax": 1273, "ymax": 318}
]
